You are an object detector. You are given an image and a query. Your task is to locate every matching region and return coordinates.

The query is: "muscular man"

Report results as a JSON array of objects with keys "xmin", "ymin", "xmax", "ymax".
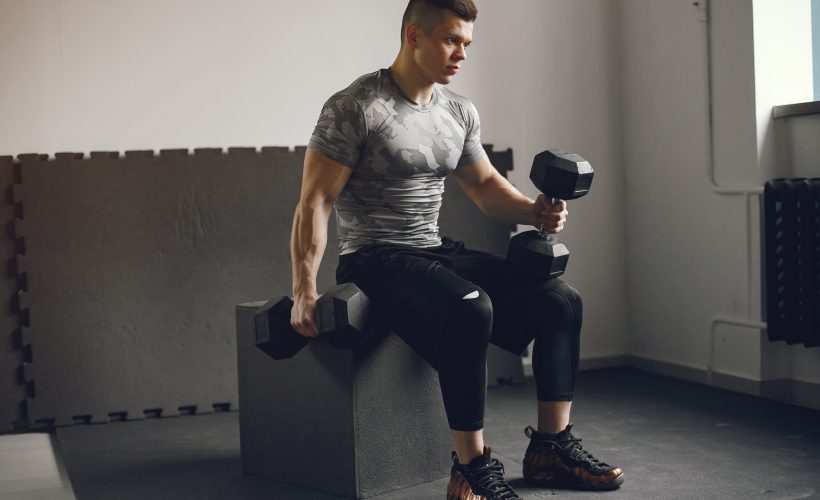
[{"xmin": 290, "ymin": 1, "xmax": 624, "ymax": 498}]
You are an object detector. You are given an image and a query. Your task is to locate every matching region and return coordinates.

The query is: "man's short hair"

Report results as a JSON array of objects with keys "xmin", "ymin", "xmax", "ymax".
[{"xmin": 400, "ymin": 0, "xmax": 478, "ymax": 45}]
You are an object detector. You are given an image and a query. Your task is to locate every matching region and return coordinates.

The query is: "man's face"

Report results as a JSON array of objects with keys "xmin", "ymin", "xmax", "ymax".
[{"xmin": 412, "ymin": 11, "xmax": 473, "ymax": 85}]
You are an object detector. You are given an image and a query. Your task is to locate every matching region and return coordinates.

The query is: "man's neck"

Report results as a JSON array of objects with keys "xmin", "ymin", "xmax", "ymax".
[{"xmin": 389, "ymin": 57, "xmax": 435, "ymax": 105}]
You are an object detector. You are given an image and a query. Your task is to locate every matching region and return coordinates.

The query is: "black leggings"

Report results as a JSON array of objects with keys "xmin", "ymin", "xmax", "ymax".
[{"xmin": 336, "ymin": 237, "xmax": 582, "ymax": 432}]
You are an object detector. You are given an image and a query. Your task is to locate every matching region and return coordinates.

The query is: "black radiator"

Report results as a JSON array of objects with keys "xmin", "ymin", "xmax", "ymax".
[{"xmin": 764, "ymin": 178, "xmax": 820, "ymax": 347}]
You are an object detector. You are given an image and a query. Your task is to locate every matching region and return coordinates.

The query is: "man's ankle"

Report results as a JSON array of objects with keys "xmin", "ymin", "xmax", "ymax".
[{"xmin": 457, "ymin": 449, "xmax": 484, "ymax": 465}]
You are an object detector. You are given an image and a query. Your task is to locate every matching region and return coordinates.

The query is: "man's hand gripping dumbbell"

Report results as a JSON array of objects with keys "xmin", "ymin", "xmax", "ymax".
[{"xmin": 253, "ymin": 282, "xmax": 370, "ymax": 360}]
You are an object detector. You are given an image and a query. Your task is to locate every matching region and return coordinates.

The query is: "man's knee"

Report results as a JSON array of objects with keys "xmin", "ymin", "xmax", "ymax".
[
  {"xmin": 460, "ymin": 288, "xmax": 492, "ymax": 318},
  {"xmin": 446, "ymin": 289, "xmax": 493, "ymax": 343},
  {"xmin": 538, "ymin": 281, "xmax": 583, "ymax": 326}
]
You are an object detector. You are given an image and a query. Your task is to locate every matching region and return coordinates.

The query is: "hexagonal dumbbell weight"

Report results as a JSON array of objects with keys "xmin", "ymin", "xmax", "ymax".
[
  {"xmin": 253, "ymin": 282, "xmax": 371, "ymax": 360},
  {"xmin": 507, "ymin": 150, "xmax": 594, "ymax": 278}
]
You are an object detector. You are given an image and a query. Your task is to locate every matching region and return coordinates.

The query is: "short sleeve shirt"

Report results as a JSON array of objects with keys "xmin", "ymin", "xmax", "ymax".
[{"xmin": 308, "ymin": 68, "xmax": 486, "ymax": 255}]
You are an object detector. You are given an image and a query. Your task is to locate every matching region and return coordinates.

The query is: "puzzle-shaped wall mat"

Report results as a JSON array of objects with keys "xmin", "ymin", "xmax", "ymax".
[
  {"xmin": 11, "ymin": 145, "xmax": 517, "ymax": 429},
  {"xmin": 0, "ymin": 156, "xmax": 26, "ymax": 433}
]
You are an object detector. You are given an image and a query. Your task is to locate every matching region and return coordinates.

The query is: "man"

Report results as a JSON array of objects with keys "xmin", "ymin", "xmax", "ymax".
[{"xmin": 289, "ymin": 1, "xmax": 624, "ymax": 498}]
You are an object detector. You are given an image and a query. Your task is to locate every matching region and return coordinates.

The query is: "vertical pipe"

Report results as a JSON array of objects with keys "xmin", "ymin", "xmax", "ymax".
[{"xmin": 698, "ymin": 0, "xmax": 767, "ymax": 382}]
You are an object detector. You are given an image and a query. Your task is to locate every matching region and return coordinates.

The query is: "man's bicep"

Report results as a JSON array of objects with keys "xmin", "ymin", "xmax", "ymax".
[
  {"xmin": 453, "ymin": 155, "xmax": 495, "ymax": 200},
  {"xmin": 300, "ymin": 147, "xmax": 354, "ymax": 204}
]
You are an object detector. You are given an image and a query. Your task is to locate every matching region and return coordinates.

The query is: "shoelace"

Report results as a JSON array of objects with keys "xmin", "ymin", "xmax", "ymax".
[
  {"xmin": 553, "ymin": 436, "xmax": 610, "ymax": 468},
  {"xmin": 469, "ymin": 458, "xmax": 520, "ymax": 499}
]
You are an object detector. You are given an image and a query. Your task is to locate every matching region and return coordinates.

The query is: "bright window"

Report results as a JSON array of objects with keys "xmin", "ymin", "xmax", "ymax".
[{"xmin": 814, "ymin": 0, "xmax": 820, "ymax": 99}]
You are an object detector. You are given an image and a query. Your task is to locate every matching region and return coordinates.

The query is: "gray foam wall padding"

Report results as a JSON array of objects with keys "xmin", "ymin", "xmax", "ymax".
[
  {"xmin": 10, "ymin": 144, "xmax": 515, "ymax": 429},
  {"xmin": 0, "ymin": 156, "xmax": 26, "ymax": 433},
  {"xmin": 15, "ymin": 148, "xmax": 338, "ymax": 427}
]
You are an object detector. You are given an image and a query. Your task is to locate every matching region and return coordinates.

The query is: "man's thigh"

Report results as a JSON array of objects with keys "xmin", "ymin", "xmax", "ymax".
[
  {"xmin": 337, "ymin": 244, "xmax": 482, "ymax": 367},
  {"xmin": 449, "ymin": 245, "xmax": 573, "ymax": 355}
]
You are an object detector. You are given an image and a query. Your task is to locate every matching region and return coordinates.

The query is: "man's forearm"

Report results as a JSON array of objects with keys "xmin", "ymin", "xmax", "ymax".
[
  {"xmin": 475, "ymin": 172, "xmax": 537, "ymax": 227},
  {"xmin": 290, "ymin": 199, "xmax": 333, "ymax": 297}
]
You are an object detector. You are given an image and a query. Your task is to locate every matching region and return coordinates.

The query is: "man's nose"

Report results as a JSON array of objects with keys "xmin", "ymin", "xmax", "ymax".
[{"xmin": 454, "ymin": 45, "xmax": 466, "ymax": 61}]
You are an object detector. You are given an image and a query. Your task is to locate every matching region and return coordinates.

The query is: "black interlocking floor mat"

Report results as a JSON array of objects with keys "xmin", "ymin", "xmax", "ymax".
[{"xmin": 57, "ymin": 367, "xmax": 820, "ymax": 499}]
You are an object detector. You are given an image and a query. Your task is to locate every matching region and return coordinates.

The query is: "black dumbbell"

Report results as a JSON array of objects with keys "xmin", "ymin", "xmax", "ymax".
[
  {"xmin": 254, "ymin": 282, "xmax": 371, "ymax": 360},
  {"xmin": 506, "ymin": 150, "xmax": 593, "ymax": 278}
]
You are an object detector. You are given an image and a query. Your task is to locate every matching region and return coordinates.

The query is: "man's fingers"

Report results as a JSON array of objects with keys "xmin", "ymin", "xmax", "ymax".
[
  {"xmin": 291, "ymin": 304, "xmax": 320, "ymax": 338},
  {"xmin": 541, "ymin": 206, "xmax": 568, "ymax": 215},
  {"xmin": 540, "ymin": 211, "xmax": 567, "ymax": 222},
  {"xmin": 542, "ymin": 221, "xmax": 565, "ymax": 233},
  {"xmin": 538, "ymin": 210, "xmax": 567, "ymax": 232},
  {"xmin": 541, "ymin": 212, "xmax": 564, "ymax": 221},
  {"xmin": 293, "ymin": 319, "xmax": 319, "ymax": 338},
  {"xmin": 535, "ymin": 197, "xmax": 568, "ymax": 233}
]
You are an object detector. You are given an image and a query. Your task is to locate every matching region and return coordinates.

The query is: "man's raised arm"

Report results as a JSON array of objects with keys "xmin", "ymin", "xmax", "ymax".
[{"xmin": 453, "ymin": 155, "xmax": 567, "ymax": 232}]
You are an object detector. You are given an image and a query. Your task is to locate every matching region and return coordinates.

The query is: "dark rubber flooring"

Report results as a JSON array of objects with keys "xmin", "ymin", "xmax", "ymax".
[{"xmin": 56, "ymin": 367, "xmax": 820, "ymax": 499}]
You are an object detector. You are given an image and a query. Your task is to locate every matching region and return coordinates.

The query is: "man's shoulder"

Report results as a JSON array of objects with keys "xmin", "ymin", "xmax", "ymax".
[
  {"xmin": 436, "ymin": 86, "xmax": 479, "ymax": 125},
  {"xmin": 331, "ymin": 69, "xmax": 391, "ymax": 105},
  {"xmin": 437, "ymin": 86, "xmax": 475, "ymax": 110}
]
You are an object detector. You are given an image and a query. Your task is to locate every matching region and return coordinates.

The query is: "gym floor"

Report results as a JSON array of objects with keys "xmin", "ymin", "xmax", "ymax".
[{"xmin": 42, "ymin": 367, "xmax": 820, "ymax": 499}]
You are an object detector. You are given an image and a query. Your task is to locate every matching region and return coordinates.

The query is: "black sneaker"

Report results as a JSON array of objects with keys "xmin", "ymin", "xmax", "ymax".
[
  {"xmin": 446, "ymin": 446, "xmax": 521, "ymax": 500},
  {"xmin": 522, "ymin": 424, "xmax": 624, "ymax": 490}
]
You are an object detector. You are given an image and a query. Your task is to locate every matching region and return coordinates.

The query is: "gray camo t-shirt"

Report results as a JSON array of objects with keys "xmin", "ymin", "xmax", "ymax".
[{"xmin": 308, "ymin": 68, "xmax": 486, "ymax": 255}]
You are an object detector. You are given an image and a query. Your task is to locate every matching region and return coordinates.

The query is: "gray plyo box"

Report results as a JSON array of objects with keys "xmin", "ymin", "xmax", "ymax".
[{"xmin": 236, "ymin": 303, "xmax": 451, "ymax": 499}]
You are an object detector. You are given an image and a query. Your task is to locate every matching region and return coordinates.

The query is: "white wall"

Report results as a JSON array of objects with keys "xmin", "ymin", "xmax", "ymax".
[
  {"xmin": 779, "ymin": 113, "xmax": 820, "ymax": 178},
  {"xmin": 0, "ymin": 0, "xmax": 628, "ymax": 362},
  {"xmin": 0, "ymin": 0, "xmax": 403, "ymax": 153},
  {"xmin": 621, "ymin": 0, "xmax": 820, "ymax": 390},
  {"xmin": 622, "ymin": 0, "xmax": 767, "ymax": 381},
  {"xmin": 621, "ymin": 0, "xmax": 752, "ymax": 376}
]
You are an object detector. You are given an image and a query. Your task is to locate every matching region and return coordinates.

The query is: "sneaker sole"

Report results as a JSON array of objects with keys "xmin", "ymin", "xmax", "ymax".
[{"xmin": 524, "ymin": 471, "xmax": 625, "ymax": 491}]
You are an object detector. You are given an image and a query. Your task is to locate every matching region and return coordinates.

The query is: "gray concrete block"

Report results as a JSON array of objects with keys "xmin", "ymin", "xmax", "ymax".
[{"xmin": 236, "ymin": 303, "xmax": 451, "ymax": 499}]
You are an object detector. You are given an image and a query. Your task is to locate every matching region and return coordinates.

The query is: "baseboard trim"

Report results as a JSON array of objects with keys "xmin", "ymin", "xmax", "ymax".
[
  {"xmin": 523, "ymin": 355, "xmax": 820, "ymax": 411},
  {"xmin": 580, "ymin": 355, "xmax": 633, "ymax": 371},
  {"xmin": 791, "ymin": 379, "xmax": 820, "ymax": 411},
  {"xmin": 628, "ymin": 355, "xmax": 820, "ymax": 411}
]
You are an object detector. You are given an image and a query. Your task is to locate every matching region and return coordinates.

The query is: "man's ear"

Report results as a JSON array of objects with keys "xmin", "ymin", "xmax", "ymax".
[{"xmin": 405, "ymin": 24, "xmax": 420, "ymax": 48}]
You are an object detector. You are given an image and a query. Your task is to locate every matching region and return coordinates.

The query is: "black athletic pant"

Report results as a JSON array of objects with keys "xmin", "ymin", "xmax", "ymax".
[{"xmin": 336, "ymin": 237, "xmax": 583, "ymax": 432}]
